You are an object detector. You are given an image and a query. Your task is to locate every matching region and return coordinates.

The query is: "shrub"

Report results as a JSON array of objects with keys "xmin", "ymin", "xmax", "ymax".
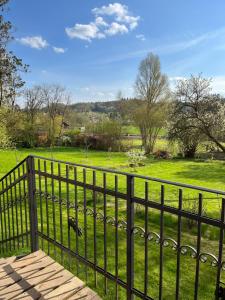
[
  {"xmin": 85, "ymin": 120, "xmax": 122, "ymax": 151},
  {"xmin": 153, "ymin": 150, "xmax": 170, "ymax": 159},
  {"xmin": 126, "ymin": 149, "xmax": 146, "ymax": 168}
]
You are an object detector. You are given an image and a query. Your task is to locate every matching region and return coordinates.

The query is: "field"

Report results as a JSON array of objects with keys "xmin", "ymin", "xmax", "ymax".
[
  {"xmin": 1, "ymin": 147, "xmax": 225, "ymax": 191},
  {"xmin": 1, "ymin": 147, "xmax": 225, "ymax": 299}
]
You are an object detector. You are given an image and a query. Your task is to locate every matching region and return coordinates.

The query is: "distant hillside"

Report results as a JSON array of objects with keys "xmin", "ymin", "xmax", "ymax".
[{"xmin": 70, "ymin": 100, "xmax": 125, "ymax": 114}]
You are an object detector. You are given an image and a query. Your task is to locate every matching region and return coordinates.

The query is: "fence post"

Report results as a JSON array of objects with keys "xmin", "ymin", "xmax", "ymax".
[
  {"xmin": 126, "ymin": 175, "xmax": 134, "ymax": 300},
  {"xmin": 27, "ymin": 156, "xmax": 39, "ymax": 252}
]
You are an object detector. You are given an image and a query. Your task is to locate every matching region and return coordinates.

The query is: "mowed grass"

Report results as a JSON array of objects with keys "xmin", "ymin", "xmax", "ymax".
[
  {"xmin": 1, "ymin": 147, "xmax": 225, "ymax": 191},
  {"xmin": 1, "ymin": 147, "xmax": 225, "ymax": 299}
]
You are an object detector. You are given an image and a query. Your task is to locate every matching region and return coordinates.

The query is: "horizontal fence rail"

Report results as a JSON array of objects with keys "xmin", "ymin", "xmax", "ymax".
[{"xmin": 0, "ymin": 155, "xmax": 225, "ymax": 299}]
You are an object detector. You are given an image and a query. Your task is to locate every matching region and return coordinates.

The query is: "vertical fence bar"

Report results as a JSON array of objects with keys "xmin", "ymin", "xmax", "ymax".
[
  {"xmin": 51, "ymin": 162, "xmax": 56, "ymax": 258},
  {"xmin": 18, "ymin": 167, "xmax": 24, "ymax": 248},
  {"xmin": 74, "ymin": 167, "xmax": 79, "ymax": 276},
  {"xmin": 175, "ymin": 189, "xmax": 182, "ymax": 300},
  {"xmin": 144, "ymin": 181, "xmax": 149, "ymax": 297},
  {"xmin": 5, "ymin": 178, "xmax": 11, "ymax": 251},
  {"xmin": 38, "ymin": 160, "xmax": 44, "ymax": 250},
  {"xmin": 13, "ymin": 171, "xmax": 19, "ymax": 249},
  {"xmin": 2, "ymin": 181, "xmax": 7, "ymax": 252},
  {"xmin": 194, "ymin": 193, "xmax": 202, "ymax": 300},
  {"xmin": 83, "ymin": 168, "xmax": 88, "ymax": 282},
  {"xmin": 27, "ymin": 156, "xmax": 38, "ymax": 252},
  {"xmin": 0, "ymin": 192, "xmax": 4, "ymax": 253},
  {"xmin": 66, "ymin": 165, "xmax": 71, "ymax": 270},
  {"xmin": 159, "ymin": 185, "xmax": 165, "ymax": 300},
  {"xmin": 9, "ymin": 174, "xmax": 15, "ymax": 249},
  {"xmin": 126, "ymin": 175, "xmax": 134, "ymax": 300},
  {"xmin": 115, "ymin": 175, "xmax": 119, "ymax": 300},
  {"xmin": 58, "ymin": 163, "xmax": 63, "ymax": 264},
  {"xmin": 103, "ymin": 173, "xmax": 108, "ymax": 294},
  {"xmin": 215, "ymin": 198, "xmax": 225, "ymax": 299},
  {"xmin": 93, "ymin": 171, "xmax": 97, "ymax": 287},
  {"xmin": 22, "ymin": 164, "xmax": 29, "ymax": 247},
  {"xmin": 44, "ymin": 161, "xmax": 50, "ymax": 255}
]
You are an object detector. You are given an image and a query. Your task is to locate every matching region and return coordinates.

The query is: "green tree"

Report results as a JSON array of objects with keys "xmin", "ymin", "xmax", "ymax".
[
  {"xmin": 134, "ymin": 53, "xmax": 170, "ymax": 154},
  {"xmin": 0, "ymin": 0, "xmax": 28, "ymax": 107}
]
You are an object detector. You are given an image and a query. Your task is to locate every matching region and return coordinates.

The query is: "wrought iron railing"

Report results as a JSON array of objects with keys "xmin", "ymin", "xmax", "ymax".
[{"xmin": 0, "ymin": 155, "xmax": 225, "ymax": 299}]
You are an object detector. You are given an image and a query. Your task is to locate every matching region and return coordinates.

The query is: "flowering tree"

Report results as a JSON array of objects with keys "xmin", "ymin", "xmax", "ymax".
[
  {"xmin": 126, "ymin": 149, "xmax": 146, "ymax": 168},
  {"xmin": 170, "ymin": 75, "xmax": 225, "ymax": 153}
]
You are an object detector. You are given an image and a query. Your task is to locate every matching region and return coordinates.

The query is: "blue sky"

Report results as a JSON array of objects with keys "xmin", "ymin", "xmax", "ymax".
[{"xmin": 6, "ymin": 0, "xmax": 225, "ymax": 102}]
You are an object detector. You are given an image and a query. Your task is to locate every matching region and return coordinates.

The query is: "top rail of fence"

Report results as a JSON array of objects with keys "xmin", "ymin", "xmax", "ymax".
[
  {"xmin": 29, "ymin": 154, "xmax": 225, "ymax": 196},
  {"xmin": 0, "ymin": 157, "xmax": 27, "ymax": 184}
]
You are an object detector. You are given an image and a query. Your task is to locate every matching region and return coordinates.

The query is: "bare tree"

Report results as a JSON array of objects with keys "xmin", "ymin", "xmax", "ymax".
[
  {"xmin": 41, "ymin": 84, "xmax": 70, "ymax": 146},
  {"xmin": 134, "ymin": 53, "xmax": 169, "ymax": 153},
  {"xmin": 24, "ymin": 86, "xmax": 43, "ymax": 124},
  {"xmin": 23, "ymin": 86, "xmax": 43, "ymax": 147}
]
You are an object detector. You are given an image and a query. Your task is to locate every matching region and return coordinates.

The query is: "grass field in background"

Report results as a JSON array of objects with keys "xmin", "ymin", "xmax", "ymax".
[{"xmin": 1, "ymin": 147, "xmax": 225, "ymax": 191}]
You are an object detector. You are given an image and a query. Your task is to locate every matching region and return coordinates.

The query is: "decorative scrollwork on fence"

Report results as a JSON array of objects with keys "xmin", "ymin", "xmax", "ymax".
[
  {"xmin": 35, "ymin": 189, "xmax": 225, "ymax": 271},
  {"xmin": 133, "ymin": 226, "xmax": 145, "ymax": 238},
  {"xmin": 162, "ymin": 238, "xmax": 177, "ymax": 250},
  {"xmin": 147, "ymin": 231, "xmax": 160, "ymax": 243},
  {"xmin": 106, "ymin": 216, "xmax": 116, "ymax": 226},
  {"xmin": 199, "ymin": 253, "xmax": 218, "ymax": 267},
  {"xmin": 180, "ymin": 245, "xmax": 197, "ymax": 258}
]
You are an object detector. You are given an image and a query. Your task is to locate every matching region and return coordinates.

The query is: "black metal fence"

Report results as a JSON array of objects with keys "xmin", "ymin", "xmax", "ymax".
[{"xmin": 0, "ymin": 155, "xmax": 225, "ymax": 299}]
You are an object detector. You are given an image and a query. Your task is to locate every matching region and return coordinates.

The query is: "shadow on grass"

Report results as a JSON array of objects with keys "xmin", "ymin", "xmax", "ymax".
[{"xmin": 174, "ymin": 162, "xmax": 225, "ymax": 185}]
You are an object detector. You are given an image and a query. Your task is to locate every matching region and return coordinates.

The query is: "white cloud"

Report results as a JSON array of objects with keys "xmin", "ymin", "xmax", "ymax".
[
  {"xmin": 136, "ymin": 34, "xmax": 146, "ymax": 41},
  {"xmin": 52, "ymin": 46, "xmax": 66, "ymax": 53},
  {"xmin": 95, "ymin": 17, "xmax": 108, "ymax": 27},
  {"xmin": 66, "ymin": 22, "xmax": 105, "ymax": 41},
  {"xmin": 66, "ymin": 2, "xmax": 139, "ymax": 42},
  {"xmin": 18, "ymin": 36, "xmax": 48, "ymax": 49},
  {"xmin": 105, "ymin": 22, "xmax": 128, "ymax": 36},
  {"xmin": 92, "ymin": 3, "xmax": 140, "ymax": 30}
]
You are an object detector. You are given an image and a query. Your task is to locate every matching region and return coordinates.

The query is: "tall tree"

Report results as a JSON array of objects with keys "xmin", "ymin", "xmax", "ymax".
[
  {"xmin": 0, "ymin": 0, "xmax": 28, "ymax": 107},
  {"xmin": 23, "ymin": 86, "xmax": 43, "ymax": 147},
  {"xmin": 41, "ymin": 84, "xmax": 70, "ymax": 146},
  {"xmin": 134, "ymin": 53, "xmax": 169, "ymax": 153}
]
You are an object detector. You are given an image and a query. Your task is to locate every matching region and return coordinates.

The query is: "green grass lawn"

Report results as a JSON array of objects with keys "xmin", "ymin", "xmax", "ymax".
[
  {"xmin": 1, "ymin": 147, "xmax": 225, "ymax": 191},
  {"xmin": 0, "ymin": 147, "xmax": 225, "ymax": 299}
]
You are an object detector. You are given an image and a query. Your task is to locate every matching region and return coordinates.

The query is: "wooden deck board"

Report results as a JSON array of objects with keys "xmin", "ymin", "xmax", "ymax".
[{"xmin": 0, "ymin": 251, "xmax": 101, "ymax": 300}]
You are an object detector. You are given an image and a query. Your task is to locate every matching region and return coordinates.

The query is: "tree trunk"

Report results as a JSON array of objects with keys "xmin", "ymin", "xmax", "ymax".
[{"xmin": 205, "ymin": 130, "xmax": 225, "ymax": 153}]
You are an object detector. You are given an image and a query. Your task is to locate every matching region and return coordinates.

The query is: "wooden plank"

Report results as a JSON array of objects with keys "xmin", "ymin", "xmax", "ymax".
[
  {"xmin": 0, "ymin": 258, "xmax": 62, "ymax": 299},
  {"xmin": 0, "ymin": 251, "xmax": 101, "ymax": 300},
  {"xmin": 0, "ymin": 254, "xmax": 53, "ymax": 282},
  {"xmin": 0, "ymin": 271, "xmax": 22, "ymax": 289},
  {"xmin": 0, "ymin": 256, "xmax": 16, "ymax": 266},
  {"xmin": 10, "ymin": 250, "xmax": 46, "ymax": 269},
  {"xmin": 0, "ymin": 277, "xmax": 38, "ymax": 300},
  {"xmin": 39, "ymin": 277, "xmax": 85, "ymax": 300},
  {"xmin": 34, "ymin": 268, "xmax": 74, "ymax": 295},
  {"xmin": 67, "ymin": 287, "xmax": 100, "ymax": 300}
]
